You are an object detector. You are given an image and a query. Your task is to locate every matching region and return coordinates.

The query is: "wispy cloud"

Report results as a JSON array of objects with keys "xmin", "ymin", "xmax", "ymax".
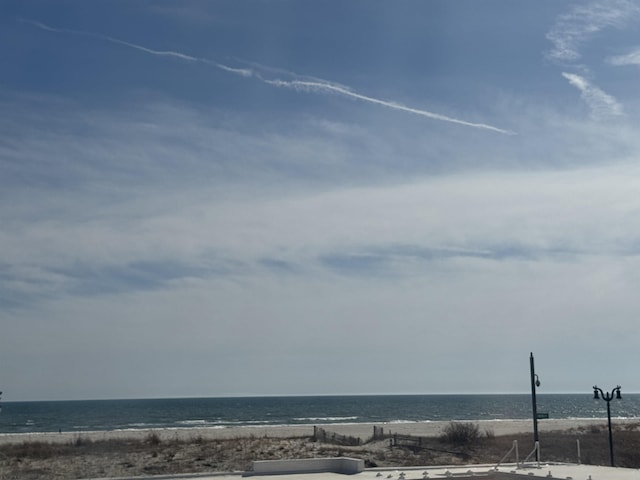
[
  {"xmin": 607, "ymin": 48, "xmax": 640, "ymax": 66},
  {"xmin": 546, "ymin": 1, "xmax": 639, "ymax": 120},
  {"xmin": 7, "ymin": 156, "xmax": 640, "ymax": 309},
  {"xmin": 22, "ymin": 19, "xmax": 513, "ymax": 135},
  {"xmin": 546, "ymin": 0, "xmax": 640, "ymax": 63},
  {"xmin": 561, "ymin": 72, "xmax": 624, "ymax": 119}
]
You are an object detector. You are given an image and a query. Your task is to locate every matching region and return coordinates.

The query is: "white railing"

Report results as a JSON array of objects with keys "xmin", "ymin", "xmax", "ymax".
[
  {"xmin": 494, "ymin": 440, "xmax": 542, "ymax": 470},
  {"xmin": 494, "ymin": 440, "xmax": 519, "ymax": 470},
  {"xmin": 521, "ymin": 441, "xmax": 541, "ymax": 468}
]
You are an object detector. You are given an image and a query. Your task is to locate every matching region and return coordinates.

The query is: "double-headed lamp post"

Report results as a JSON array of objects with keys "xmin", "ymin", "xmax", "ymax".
[{"xmin": 593, "ymin": 385, "xmax": 622, "ymax": 467}]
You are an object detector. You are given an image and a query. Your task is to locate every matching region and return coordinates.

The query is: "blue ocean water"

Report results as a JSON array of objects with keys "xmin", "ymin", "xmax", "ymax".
[{"xmin": 1, "ymin": 394, "xmax": 639, "ymax": 435}]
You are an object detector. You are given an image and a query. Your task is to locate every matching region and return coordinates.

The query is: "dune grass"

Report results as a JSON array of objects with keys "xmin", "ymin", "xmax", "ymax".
[{"xmin": 2, "ymin": 424, "xmax": 640, "ymax": 479}]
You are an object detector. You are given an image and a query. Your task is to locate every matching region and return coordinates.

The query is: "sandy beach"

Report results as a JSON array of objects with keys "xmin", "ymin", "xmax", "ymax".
[
  {"xmin": 0, "ymin": 418, "xmax": 632, "ymax": 445},
  {"xmin": 3, "ymin": 418, "xmax": 640, "ymax": 478}
]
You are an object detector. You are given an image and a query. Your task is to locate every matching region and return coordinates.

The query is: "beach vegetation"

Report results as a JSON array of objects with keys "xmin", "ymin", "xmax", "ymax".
[
  {"xmin": 72, "ymin": 435, "xmax": 93, "ymax": 447},
  {"xmin": 5, "ymin": 427, "xmax": 640, "ymax": 477},
  {"xmin": 439, "ymin": 422, "xmax": 480, "ymax": 447},
  {"xmin": 624, "ymin": 422, "xmax": 640, "ymax": 431},
  {"xmin": 145, "ymin": 432, "xmax": 162, "ymax": 446},
  {"xmin": 7, "ymin": 440, "xmax": 61, "ymax": 460}
]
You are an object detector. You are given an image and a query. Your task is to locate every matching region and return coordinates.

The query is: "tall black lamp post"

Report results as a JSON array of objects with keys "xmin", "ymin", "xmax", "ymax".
[
  {"xmin": 530, "ymin": 353, "xmax": 541, "ymax": 460},
  {"xmin": 593, "ymin": 385, "xmax": 622, "ymax": 467}
]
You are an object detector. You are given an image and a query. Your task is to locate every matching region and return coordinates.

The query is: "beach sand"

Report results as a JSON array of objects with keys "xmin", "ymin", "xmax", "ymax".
[{"xmin": 0, "ymin": 418, "xmax": 632, "ymax": 445}]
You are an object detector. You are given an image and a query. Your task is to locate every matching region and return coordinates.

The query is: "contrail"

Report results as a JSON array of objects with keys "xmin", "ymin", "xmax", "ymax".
[
  {"xmin": 266, "ymin": 79, "xmax": 514, "ymax": 134},
  {"xmin": 21, "ymin": 19, "xmax": 252, "ymax": 75},
  {"xmin": 23, "ymin": 19, "xmax": 514, "ymax": 135},
  {"xmin": 22, "ymin": 19, "xmax": 200, "ymax": 62}
]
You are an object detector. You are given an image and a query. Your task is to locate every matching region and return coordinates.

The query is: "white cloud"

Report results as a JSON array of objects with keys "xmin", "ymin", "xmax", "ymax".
[
  {"xmin": 607, "ymin": 47, "xmax": 640, "ymax": 66},
  {"xmin": 546, "ymin": 0, "xmax": 640, "ymax": 63},
  {"xmin": 2, "ymin": 94, "xmax": 639, "ymax": 292},
  {"xmin": 546, "ymin": 1, "xmax": 640, "ymax": 119},
  {"xmin": 6, "ymin": 157, "xmax": 640, "ymax": 297},
  {"xmin": 561, "ymin": 72, "xmax": 624, "ymax": 119}
]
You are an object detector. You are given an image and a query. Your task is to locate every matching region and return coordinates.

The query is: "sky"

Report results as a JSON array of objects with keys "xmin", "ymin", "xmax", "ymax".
[{"xmin": 2, "ymin": 1, "xmax": 640, "ymax": 401}]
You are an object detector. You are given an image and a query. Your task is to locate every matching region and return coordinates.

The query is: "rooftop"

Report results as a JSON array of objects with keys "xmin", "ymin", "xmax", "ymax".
[{"xmin": 98, "ymin": 460, "xmax": 640, "ymax": 480}]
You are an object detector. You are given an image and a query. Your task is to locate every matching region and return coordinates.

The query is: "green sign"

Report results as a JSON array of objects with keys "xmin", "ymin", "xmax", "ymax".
[{"xmin": 536, "ymin": 412, "xmax": 549, "ymax": 419}]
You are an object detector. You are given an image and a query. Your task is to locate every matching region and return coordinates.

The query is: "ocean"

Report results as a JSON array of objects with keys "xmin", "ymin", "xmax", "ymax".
[{"xmin": 1, "ymin": 394, "xmax": 639, "ymax": 435}]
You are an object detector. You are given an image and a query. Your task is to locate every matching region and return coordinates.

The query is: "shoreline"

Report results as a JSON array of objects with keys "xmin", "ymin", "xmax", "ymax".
[{"xmin": 1, "ymin": 418, "xmax": 636, "ymax": 445}]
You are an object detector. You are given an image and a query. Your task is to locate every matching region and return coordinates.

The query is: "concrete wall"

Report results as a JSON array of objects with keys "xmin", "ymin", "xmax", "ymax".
[{"xmin": 249, "ymin": 457, "xmax": 365, "ymax": 475}]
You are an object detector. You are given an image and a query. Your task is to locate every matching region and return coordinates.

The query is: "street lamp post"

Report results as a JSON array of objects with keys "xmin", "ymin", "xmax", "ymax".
[
  {"xmin": 530, "ymin": 353, "xmax": 541, "ymax": 461},
  {"xmin": 593, "ymin": 385, "xmax": 622, "ymax": 467}
]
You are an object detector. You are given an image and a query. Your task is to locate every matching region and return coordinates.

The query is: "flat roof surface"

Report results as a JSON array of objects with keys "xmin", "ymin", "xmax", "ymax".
[
  {"xmin": 101, "ymin": 463, "xmax": 640, "ymax": 480},
  {"xmin": 362, "ymin": 463, "xmax": 640, "ymax": 480}
]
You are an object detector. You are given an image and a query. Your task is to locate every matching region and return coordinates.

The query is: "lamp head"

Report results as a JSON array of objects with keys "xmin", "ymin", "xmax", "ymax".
[
  {"xmin": 533, "ymin": 374, "xmax": 541, "ymax": 388},
  {"xmin": 593, "ymin": 386, "xmax": 600, "ymax": 400},
  {"xmin": 616, "ymin": 386, "xmax": 622, "ymax": 400}
]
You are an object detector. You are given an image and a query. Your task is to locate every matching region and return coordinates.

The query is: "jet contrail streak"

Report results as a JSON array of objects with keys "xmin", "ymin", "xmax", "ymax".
[
  {"xmin": 21, "ymin": 19, "xmax": 200, "ymax": 62},
  {"xmin": 266, "ymin": 79, "xmax": 515, "ymax": 134},
  {"xmin": 23, "ymin": 19, "xmax": 514, "ymax": 135}
]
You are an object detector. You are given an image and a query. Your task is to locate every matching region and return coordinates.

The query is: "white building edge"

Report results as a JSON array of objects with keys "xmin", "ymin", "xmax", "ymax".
[{"xmin": 93, "ymin": 458, "xmax": 640, "ymax": 480}]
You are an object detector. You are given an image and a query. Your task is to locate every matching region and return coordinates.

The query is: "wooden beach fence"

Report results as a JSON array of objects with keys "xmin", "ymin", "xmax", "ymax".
[
  {"xmin": 313, "ymin": 425, "xmax": 448, "ymax": 451},
  {"xmin": 371, "ymin": 426, "xmax": 428, "ymax": 449},
  {"xmin": 382, "ymin": 429, "xmax": 470, "ymax": 458},
  {"xmin": 390, "ymin": 432, "xmax": 429, "ymax": 449},
  {"xmin": 313, "ymin": 426, "xmax": 362, "ymax": 446}
]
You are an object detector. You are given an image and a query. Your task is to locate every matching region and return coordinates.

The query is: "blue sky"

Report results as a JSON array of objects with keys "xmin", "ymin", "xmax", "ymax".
[{"xmin": 3, "ymin": 1, "xmax": 640, "ymax": 401}]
